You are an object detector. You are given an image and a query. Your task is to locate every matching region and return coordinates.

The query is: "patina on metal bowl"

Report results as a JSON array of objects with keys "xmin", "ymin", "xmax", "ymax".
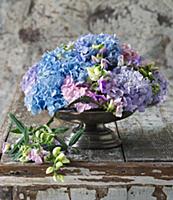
[{"xmin": 55, "ymin": 110, "xmax": 133, "ymax": 149}]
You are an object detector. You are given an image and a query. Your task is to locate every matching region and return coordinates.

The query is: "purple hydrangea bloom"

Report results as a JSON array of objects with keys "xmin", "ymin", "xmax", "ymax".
[
  {"xmin": 21, "ymin": 64, "xmax": 38, "ymax": 95},
  {"xmin": 106, "ymin": 66, "xmax": 153, "ymax": 113},
  {"xmin": 152, "ymin": 71, "xmax": 168, "ymax": 103}
]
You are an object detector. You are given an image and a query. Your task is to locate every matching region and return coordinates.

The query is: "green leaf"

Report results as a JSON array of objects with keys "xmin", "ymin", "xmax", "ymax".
[
  {"xmin": 10, "ymin": 128, "xmax": 22, "ymax": 134},
  {"xmin": 55, "ymin": 161, "xmax": 63, "ymax": 170},
  {"xmin": 12, "ymin": 151, "xmax": 22, "ymax": 161},
  {"xmin": 52, "ymin": 127, "xmax": 69, "ymax": 135},
  {"xmin": 68, "ymin": 128, "xmax": 84, "ymax": 147},
  {"xmin": 46, "ymin": 116, "xmax": 54, "ymax": 126},
  {"xmin": 54, "ymin": 136, "xmax": 68, "ymax": 150},
  {"xmin": 41, "ymin": 144, "xmax": 56, "ymax": 151},
  {"xmin": 70, "ymin": 147, "xmax": 80, "ymax": 154},
  {"xmin": 9, "ymin": 137, "xmax": 24, "ymax": 154},
  {"xmin": 24, "ymin": 128, "xmax": 29, "ymax": 144},
  {"xmin": 9, "ymin": 113, "xmax": 25, "ymax": 133}
]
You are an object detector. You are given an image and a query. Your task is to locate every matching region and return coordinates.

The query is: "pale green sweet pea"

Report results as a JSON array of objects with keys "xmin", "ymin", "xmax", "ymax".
[
  {"xmin": 92, "ymin": 43, "xmax": 104, "ymax": 50},
  {"xmin": 52, "ymin": 147, "xmax": 61, "ymax": 157},
  {"xmin": 87, "ymin": 66, "xmax": 102, "ymax": 81},
  {"xmin": 107, "ymin": 99, "xmax": 116, "ymax": 112}
]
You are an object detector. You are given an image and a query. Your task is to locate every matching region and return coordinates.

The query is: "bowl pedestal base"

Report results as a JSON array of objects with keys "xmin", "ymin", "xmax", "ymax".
[{"xmin": 72, "ymin": 123, "xmax": 122, "ymax": 149}]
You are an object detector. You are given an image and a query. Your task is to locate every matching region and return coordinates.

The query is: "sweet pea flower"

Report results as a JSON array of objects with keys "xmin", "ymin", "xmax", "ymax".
[
  {"xmin": 87, "ymin": 66, "xmax": 103, "ymax": 81},
  {"xmin": 2, "ymin": 142, "xmax": 11, "ymax": 154},
  {"xmin": 122, "ymin": 44, "xmax": 141, "ymax": 66},
  {"xmin": 28, "ymin": 149, "xmax": 43, "ymax": 164}
]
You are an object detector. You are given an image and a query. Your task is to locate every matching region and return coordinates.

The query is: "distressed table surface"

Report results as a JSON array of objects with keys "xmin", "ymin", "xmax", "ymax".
[{"xmin": 0, "ymin": 82, "xmax": 173, "ymax": 200}]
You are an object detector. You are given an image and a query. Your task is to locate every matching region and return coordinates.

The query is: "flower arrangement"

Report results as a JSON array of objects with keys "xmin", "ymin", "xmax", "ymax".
[
  {"xmin": 21, "ymin": 33, "xmax": 168, "ymax": 117},
  {"xmin": 3, "ymin": 34, "xmax": 168, "ymax": 181}
]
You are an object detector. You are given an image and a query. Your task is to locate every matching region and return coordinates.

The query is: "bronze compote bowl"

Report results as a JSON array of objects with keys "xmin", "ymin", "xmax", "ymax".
[{"xmin": 56, "ymin": 110, "xmax": 132, "ymax": 149}]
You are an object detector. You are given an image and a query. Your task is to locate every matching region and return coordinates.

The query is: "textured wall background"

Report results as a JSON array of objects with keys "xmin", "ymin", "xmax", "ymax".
[{"xmin": 0, "ymin": 0, "xmax": 173, "ymax": 122}]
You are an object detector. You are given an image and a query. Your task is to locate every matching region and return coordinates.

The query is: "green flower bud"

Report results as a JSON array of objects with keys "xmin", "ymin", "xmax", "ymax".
[
  {"xmin": 92, "ymin": 43, "xmax": 104, "ymax": 50},
  {"xmin": 40, "ymin": 132, "xmax": 47, "ymax": 142},
  {"xmin": 52, "ymin": 147, "xmax": 61, "ymax": 157},
  {"xmin": 46, "ymin": 166, "xmax": 54, "ymax": 174},
  {"xmin": 55, "ymin": 161, "xmax": 63, "ymax": 170},
  {"xmin": 62, "ymin": 157, "xmax": 70, "ymax": 164},
  {"xmin": 87, "ymin": 66, "xmax": 102, "ymax": 81},
  {"xmin": 53, "ymin": 174, "xmax": 64, "ymax": 182},
  {"xmin": 35, "ymin": 130, "xmax": 41, "ymax": 138},
  {"xmin": 56, "ymin": 152, "xmax": 65, "ymax": 161},
  {"xmin": 107, "ymin": 99, "xmax": 115, "ymax": 112}
]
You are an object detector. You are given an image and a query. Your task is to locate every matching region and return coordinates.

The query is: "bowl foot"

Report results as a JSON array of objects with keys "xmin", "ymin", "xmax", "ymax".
[{"xmin": 70, "ymin": 123, "xmax": 122, "ymax": 149}]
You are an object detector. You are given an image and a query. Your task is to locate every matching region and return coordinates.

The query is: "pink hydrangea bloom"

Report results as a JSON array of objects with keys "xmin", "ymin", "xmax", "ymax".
[
  {"xmin": 61, "ymin": 76, "xmax": 98, "ymax": 112},
  {"xmin": 61, "ymin": 76, "xmax": 87, "ymax": 103}
]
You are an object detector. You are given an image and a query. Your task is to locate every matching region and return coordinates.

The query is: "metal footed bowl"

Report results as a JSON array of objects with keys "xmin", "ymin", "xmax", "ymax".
[{"xmin": 55, "ymin": 110, "xmax": 133, "ymax": 149}]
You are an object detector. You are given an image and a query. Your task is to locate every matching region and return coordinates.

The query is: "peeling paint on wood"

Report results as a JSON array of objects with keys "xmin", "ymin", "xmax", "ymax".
[
  {"xmin": 36, "ymin": 188, "xmax": 69, "ymax": 200},
  {"xmin": 70, "ymin": 188, "xmax": 96, "ymax": 200},
  {"xmin": 100, "ymin": 187, "xmax": 127, "ymax": 200},
  {"xmin": 128, "ymin": 186, "xmax": 156, "ymax": 200},
  {"xmin": 0, "ymin": 186, "xmax": 12, "ymax": 200}
]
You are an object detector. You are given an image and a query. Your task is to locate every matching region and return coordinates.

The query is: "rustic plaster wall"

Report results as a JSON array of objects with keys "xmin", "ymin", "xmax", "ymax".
[{"xmin": 0, "ymin": 0, "xmax": 173, "ymax": 122}]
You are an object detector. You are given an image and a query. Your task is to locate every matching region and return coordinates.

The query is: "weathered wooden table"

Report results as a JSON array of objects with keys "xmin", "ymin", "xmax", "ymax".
[{"xmin": 0, "ymin": 86, "xmax": 173, "ymax": 200}]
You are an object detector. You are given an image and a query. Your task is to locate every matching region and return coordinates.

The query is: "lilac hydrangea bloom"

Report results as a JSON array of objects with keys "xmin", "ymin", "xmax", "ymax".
[
  {"xmin": 152, "ymin": 71, "xmax": 168, "ymax": 103},
  {"xmin": 21, "ymin": 64, "xmax": 38, "ymax": 95},
  {"xmin": 106, "ymin": 66, "xmax": 153, "ymax": 113}
]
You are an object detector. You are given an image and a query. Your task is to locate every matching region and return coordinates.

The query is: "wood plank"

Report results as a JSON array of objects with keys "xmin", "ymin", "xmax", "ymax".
[
  {"xmin": 128, "ymin": 186, "xmax": 173, "ymax": 200},
  {"xmin": 128, "ymin": 186, "xmax": 156, "ymax": 200},
  {"xmin": 117, "ymin": 77, "xmax": 173, "ymax": 161},
  {"xmin": 0, "ymin": 186, "xmax": 13, "ymax": 200},
  {"xmin": 0, "ymin": 170, "xmax": 173, "ymax": 187},
  {"xmin": 100, "ymin": 188, "xmax": 127, "ymax": 200},
  {"xmin": 0, "ymin": 84, "xmax": 21, "ymax": 158},
  {"xmin": 1, "ymin": 92, "xmax": 124, "ymax": 163},
  {"xmin": 0, "ymin": 162, "xmax": 173, "ymax": 199},
  {"xmin": 116, "ymin": 107, "xmax": 173, "ymax": 161},
  {"xmin": 0, "ymin": 162, "xmax": 173, "ymax": 179},
  {"xmin": 10, "ymin": 186, "xmax": 173, "ymax": 200}
]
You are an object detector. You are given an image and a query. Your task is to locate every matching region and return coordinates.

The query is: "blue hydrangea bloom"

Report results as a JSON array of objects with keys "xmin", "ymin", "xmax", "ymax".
[{"xmin": 75, "ymin": 33, "xmax": 121, "ymax": 66}]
